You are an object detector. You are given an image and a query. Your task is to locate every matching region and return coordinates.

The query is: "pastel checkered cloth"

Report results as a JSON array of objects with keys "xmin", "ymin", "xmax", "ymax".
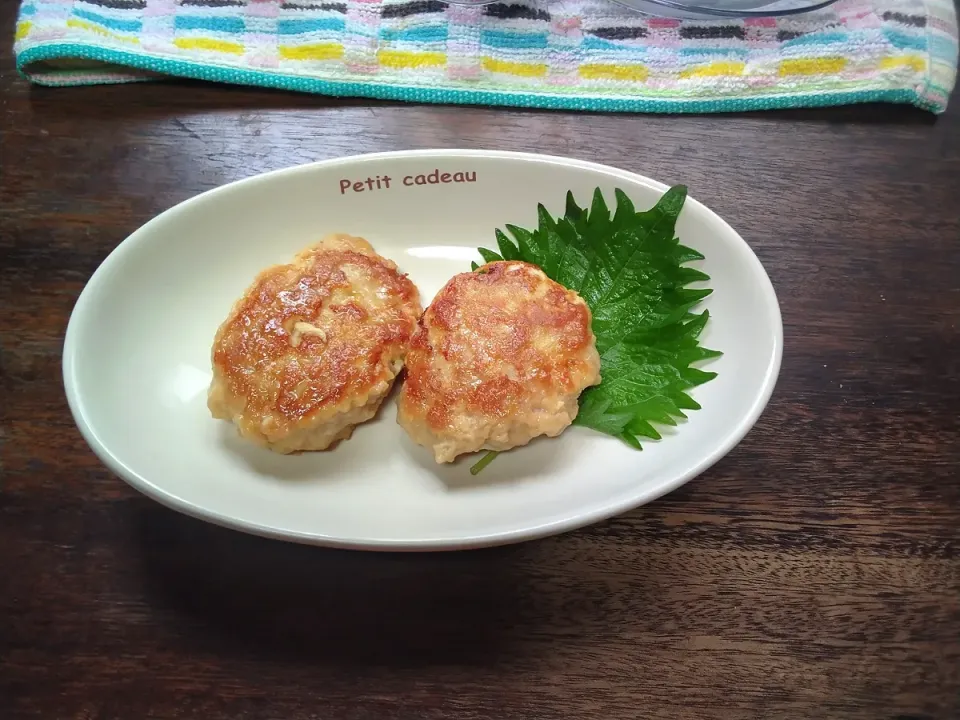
[{"xmin": 13, "ymin": 0, "xmax": 959, "ymax": 113}]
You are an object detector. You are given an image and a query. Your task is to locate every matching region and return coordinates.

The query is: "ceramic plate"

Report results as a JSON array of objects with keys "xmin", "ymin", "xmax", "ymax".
[{"xmin": 63, "ymin": 150, "xmax": 782, "ymax": 550}]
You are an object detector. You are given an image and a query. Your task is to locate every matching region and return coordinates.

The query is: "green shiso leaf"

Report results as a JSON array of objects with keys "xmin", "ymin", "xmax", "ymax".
[{"xmin": 475, "ymin": 185, "xmax": 720, "ymax": 454}]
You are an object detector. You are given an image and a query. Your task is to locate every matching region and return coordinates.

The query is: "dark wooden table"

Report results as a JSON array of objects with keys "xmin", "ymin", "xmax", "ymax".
[{"xmin": 2, "ymin": 3, "xmax": 959, "ymax": 718}]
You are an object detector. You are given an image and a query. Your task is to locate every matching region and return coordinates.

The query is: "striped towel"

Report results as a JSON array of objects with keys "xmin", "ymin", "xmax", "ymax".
[{"xmin": 13, "ymin": 0, "xmax": 958, "ymax": 113}]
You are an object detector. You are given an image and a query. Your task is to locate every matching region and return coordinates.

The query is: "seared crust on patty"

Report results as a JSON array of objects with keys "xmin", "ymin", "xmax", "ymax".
[
  {"xmin": 209, "ymin": 234, "xmax": 422, "ymax": 453},
  {"xmin": 397, "ymin": 260, "xmax": 601, "ymax": 463}
]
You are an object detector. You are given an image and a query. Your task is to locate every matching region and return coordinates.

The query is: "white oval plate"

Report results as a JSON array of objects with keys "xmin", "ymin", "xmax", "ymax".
[{"xmin": 63, "ymin": 150, "xmax": 782, "ymax": 551}]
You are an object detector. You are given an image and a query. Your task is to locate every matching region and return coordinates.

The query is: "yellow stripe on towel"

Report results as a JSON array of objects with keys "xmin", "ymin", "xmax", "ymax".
[
  {"xmin": 580, "ymin": 63, "xmax": 649, "ymax": 82},
  {"xmin": 66, "ymin": 19, "xmax": 139, "ymax": 44},
  {"xmin": 680, "ymin": 61, "xmax": 745, "ymax": 79},
  {"xmin": 378, "ymin": 49, "xmax": 446, "ymax": 69},
  {"xmin": 279, "ymin": 43, "xmax": 344, "ymax": 61},
  {"xmin": 15, "ymin": 21, "xmax": 32, "ymax": 41},
  {"xmin": 779, "ymin": 57, "xmax": 847, "ymax": 76},
  {"xmin": 880, "ymin": 55, "xmax": 926, "ymax": 72},
  {"xmin": 482, "ymin": 57, "xmax": 547, "ymax": 78},
  {"xmin": 173, "ymin": 37, "xmax": 244, "ymax": 55}
]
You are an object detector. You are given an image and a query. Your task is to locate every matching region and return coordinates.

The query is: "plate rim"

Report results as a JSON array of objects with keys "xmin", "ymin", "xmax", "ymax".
[{"xmin": 62, "ymin": 149, "xmax": 784, "ymax": 551}]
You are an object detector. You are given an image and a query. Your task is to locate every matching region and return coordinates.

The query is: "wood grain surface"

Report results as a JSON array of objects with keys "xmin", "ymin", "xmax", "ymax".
[{"xmin": 2, "ymin": 2, "xmax": 959, "ymax": 718}]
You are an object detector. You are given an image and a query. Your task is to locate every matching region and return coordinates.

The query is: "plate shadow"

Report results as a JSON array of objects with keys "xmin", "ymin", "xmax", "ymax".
[{"xmin": 129, "ymin": 501, "xmax": 602, "ymax": 668}]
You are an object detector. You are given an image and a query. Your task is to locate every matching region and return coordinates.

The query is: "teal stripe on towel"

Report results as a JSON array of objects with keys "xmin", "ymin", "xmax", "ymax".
[
  {"xmin": 582, "ymin": 36, "xmax": 647, "ymax": 52},
  {"xmin": 781, "ymin": 31, "xmax": 851, "ymax": 47},
  {"xmin": 883, "ymin": 28, "xmax": 927, "ymax": 50},
  {"xmin": 381, "ymin": 25, "xmax": 448, "ymax": 43},
  {"xmin": 174, "ymin": 15, "xmax": 245, "ymax": 33},
  {"xmin": 277, "ymin": 18, "xmax": 347, "ymax": 35},
  {"xmin": 481, "ymin": 30, "xmax": 549, "ymax": 49},
  {"xmin": 72, "ymin": 8, "xmax": 142, "ymax": 32}
]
